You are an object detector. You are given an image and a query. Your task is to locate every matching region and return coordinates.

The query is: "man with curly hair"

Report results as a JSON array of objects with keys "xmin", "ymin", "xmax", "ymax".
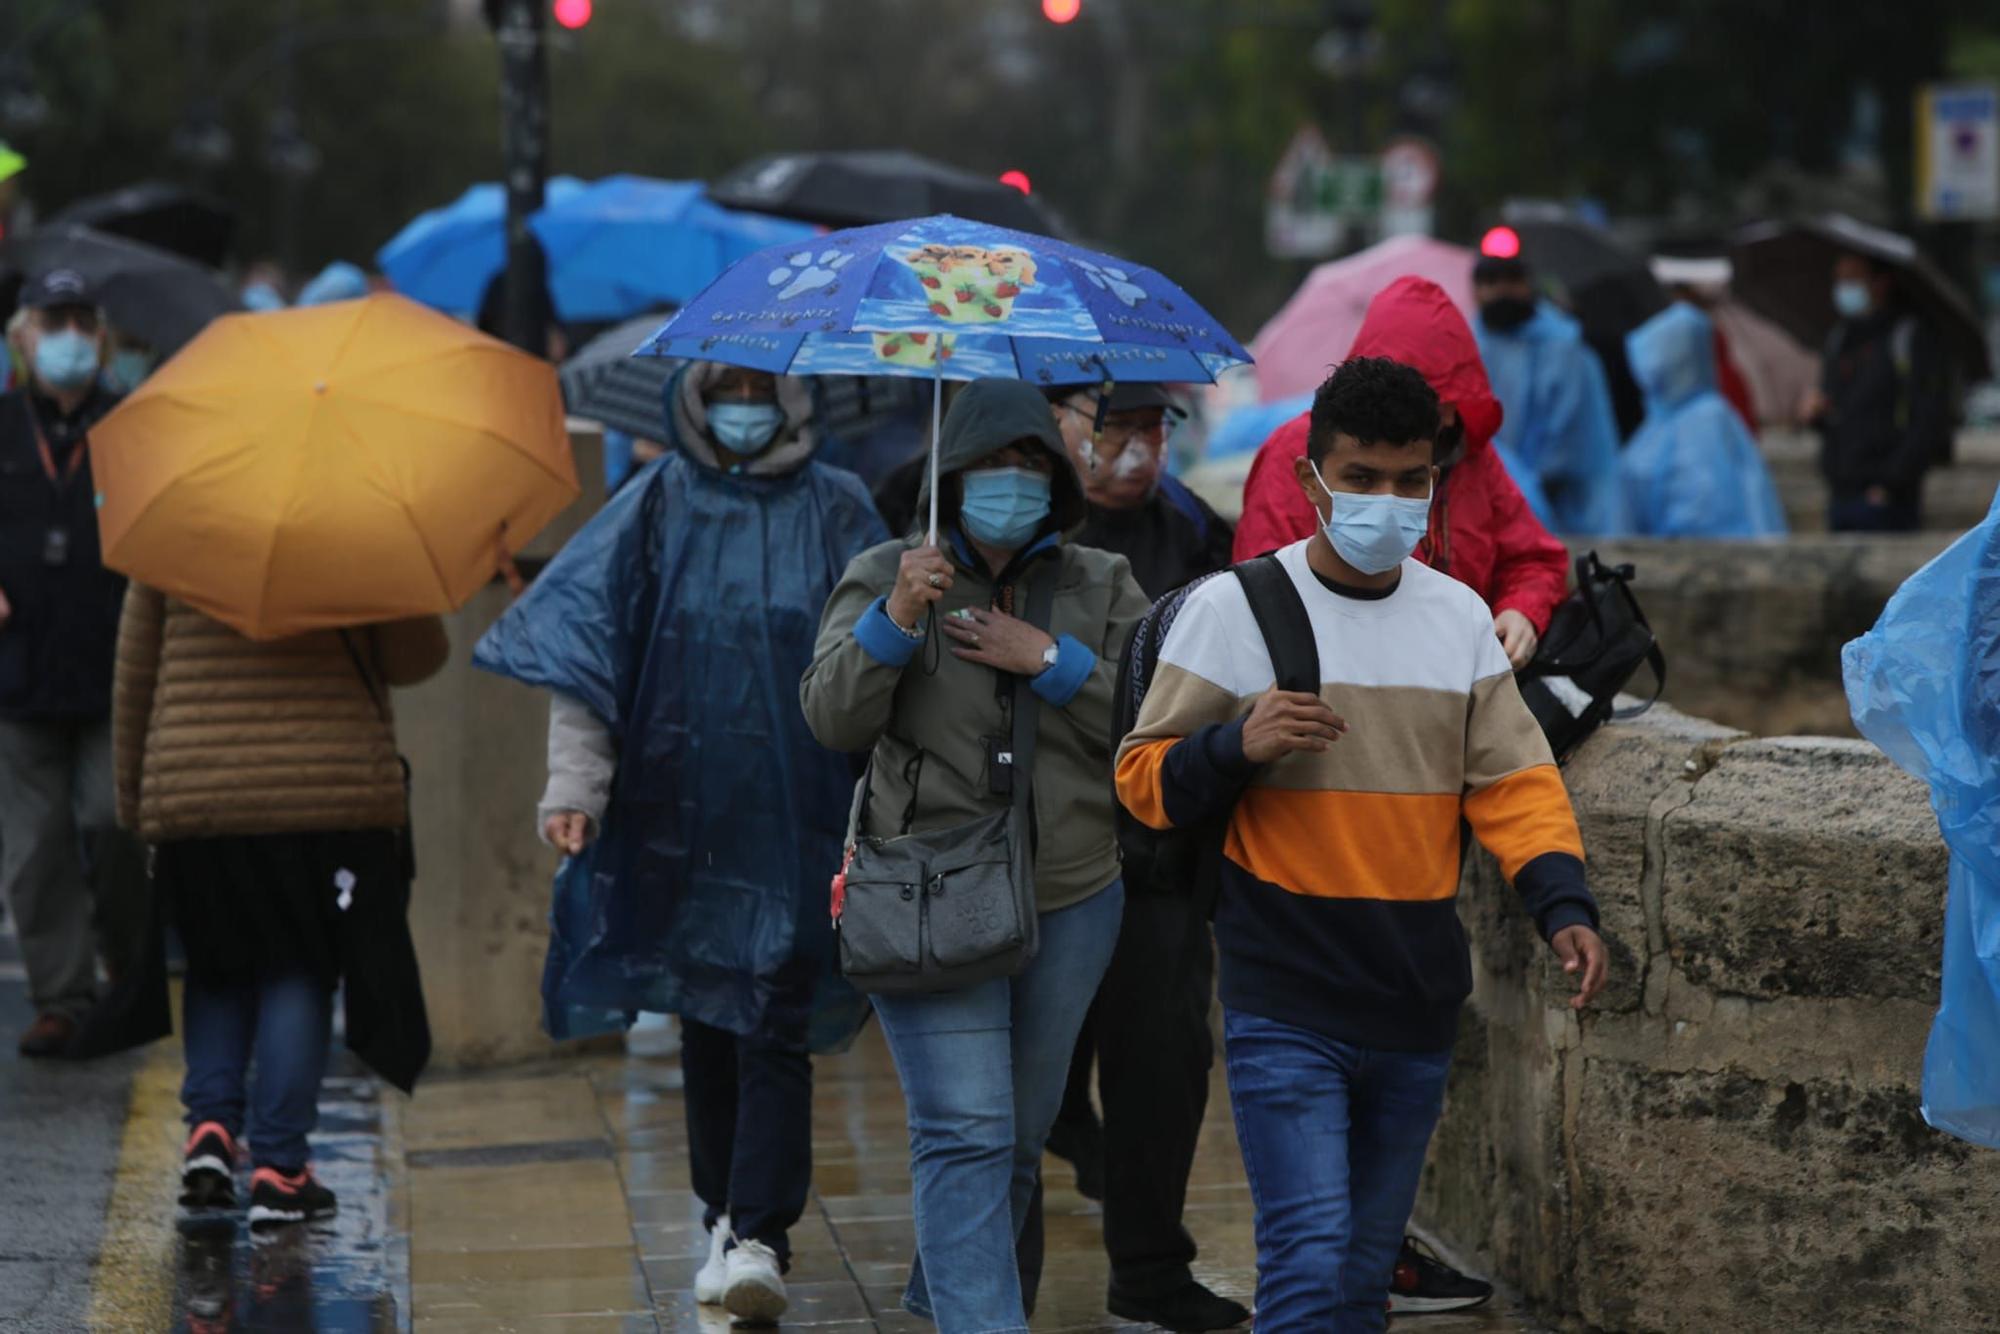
[{"xmin": 1116, "ymin": 357, "xmax": 1610, "ymax": 1331}]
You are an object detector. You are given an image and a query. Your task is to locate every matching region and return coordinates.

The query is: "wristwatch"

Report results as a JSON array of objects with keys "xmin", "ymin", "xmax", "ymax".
[{"xmin": 1038, "ymin": 641, "xmax": 1061, "ymax": 676}]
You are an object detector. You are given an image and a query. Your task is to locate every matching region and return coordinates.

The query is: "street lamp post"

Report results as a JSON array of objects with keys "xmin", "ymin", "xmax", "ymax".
[{"xmin": 493, "ymin": 0, "xmax": 549, "ymax": 353}]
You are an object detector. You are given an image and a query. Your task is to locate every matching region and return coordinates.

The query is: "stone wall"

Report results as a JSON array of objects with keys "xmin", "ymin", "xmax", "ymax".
[
  {"xmin": 1418, "ymin": 705, "xmax": 2000, "ymax": 1333},
  {"xmin": 397, "ymin": 424, "xmax": 605, "ymax": 1068}
]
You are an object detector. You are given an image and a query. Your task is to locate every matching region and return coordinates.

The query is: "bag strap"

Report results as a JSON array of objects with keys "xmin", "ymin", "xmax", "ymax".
[
  {"xmin": 1009, "ymin": 561, "xmax": 1056, "ymax": 818},
  {"xmin": 1612, "ymin": 643, "xmax": 1668, "ymax": 719},
  {"xmin": 338, "ymin": 630, "xmax": 390, "ymax": 724},
  {"xmin": 1233, "ymin": 554, "xmax": 1320, "ymax": 694}
]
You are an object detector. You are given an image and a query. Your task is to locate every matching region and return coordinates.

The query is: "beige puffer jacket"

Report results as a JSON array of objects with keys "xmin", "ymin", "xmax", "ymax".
[{"xmin": 113, "ymin": 585, "xmax": 450, "ymax": 843}]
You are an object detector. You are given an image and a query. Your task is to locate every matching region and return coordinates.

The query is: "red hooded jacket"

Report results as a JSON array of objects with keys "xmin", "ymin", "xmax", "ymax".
[{"xmin": 1232, "ymin": 277, "xmax": 1571, "ymax": 633}]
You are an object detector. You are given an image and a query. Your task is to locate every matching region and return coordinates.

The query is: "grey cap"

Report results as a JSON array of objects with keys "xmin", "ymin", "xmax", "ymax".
[{"xmin": 1048, "ymin": 380, "xmax": 1188, "ymax": 419}]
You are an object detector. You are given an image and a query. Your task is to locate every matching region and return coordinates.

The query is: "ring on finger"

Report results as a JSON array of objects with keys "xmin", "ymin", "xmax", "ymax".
[
  {"xmin": 969, "ymin": 633, "xmax": 981, "ymax": 647},
  {"xmin": 927, "ymin": 572, "xmax": 942, "ymax": 588}
]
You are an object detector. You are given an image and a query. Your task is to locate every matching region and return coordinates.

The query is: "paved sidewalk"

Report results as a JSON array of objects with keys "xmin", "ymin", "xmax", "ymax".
[{"xmin": 70, "ymin": 1013, "xmax": 1544, "ymax": 1331}]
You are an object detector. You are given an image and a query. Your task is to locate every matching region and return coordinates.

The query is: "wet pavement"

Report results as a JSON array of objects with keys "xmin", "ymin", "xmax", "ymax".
[{"xmin": 44, "ymin": 967, "xmax": 1543, "ymax": 1331}]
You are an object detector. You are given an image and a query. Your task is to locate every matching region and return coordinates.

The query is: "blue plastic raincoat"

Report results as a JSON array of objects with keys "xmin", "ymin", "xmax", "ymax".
[
  {"xmin": 474, "ymin": 364, "xmax": 887, "ymax": 1047},
  {"xmin": 1619, "ymin": 304, "xmax": 1787, "ymax": 539},
  {"xmin": 1843, "ymin": 491, "xmax": 2000, "ymax": 1147},
  {"xmin": 1477, "ymin": 303, "xmax": 1629, "ymax": 536}
]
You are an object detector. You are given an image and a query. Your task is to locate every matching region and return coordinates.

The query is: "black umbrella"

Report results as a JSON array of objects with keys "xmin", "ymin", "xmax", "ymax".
[
  {"xmin": 48, "ymin": 180, "xmax": 236, "ymax": 268},
  {"xmin": 710, "ymin": 149, "xmax": 1061, "ymax": 234},
  {"xmin": 2, "ymin": 225, "xmax": 239, "ymax": 355},
  {"xmin": 1731, "ymin": 214, "xmax": 1992, "ymax": 381},
  {"xmin": 560, "ymin": 311, "xmax": 681, "ymax": 440},
  {"xmin": 1510, "ymin": 218, "xmax": 1668, "ymax": 439}
]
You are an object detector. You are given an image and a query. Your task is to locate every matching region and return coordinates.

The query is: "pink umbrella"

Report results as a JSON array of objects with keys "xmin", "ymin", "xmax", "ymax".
[{"xmin": 1249, "ymin": 235, "xmax": 1477, "ymax": 401}]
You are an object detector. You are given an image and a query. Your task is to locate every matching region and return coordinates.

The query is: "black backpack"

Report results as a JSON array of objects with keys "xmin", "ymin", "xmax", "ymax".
[
  {"xmin": 1112, "ymin": 554, "xmax": 1319, "ymax": 909},
  {"xmin": 1515, "ymin": 552, "xmax": 1666, "ymax": 762}
]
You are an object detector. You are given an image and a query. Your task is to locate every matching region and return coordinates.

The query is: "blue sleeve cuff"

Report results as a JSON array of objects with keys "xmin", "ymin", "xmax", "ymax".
[
  {"xmin": 1200, "ymin": 715, "xmax": 1257, "ymax": 778},
  {"xmin": 1514, "ymin": 851, "xmax": 1600, "ymax": 942},
  {"xmin": 853, "ymin": 596, "xmax": 922, "ymax": 668},
  {"xmin": 1029, "ymin": 634, "xmax": 1095, "ymax": 707}
]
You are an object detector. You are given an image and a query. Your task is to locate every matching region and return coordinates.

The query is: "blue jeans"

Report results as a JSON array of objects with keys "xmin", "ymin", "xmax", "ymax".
[
  {"xmin": 873, "ymin": 880, "xmax": 1124, "ymax": 1334},
  {"xmin": 1223, "ymin": 1009, "xmax": 1453, "ymax": 1333},
  {"xmin": 181, "ymin": 971, "xmax": 334, "ymax": 1172}
]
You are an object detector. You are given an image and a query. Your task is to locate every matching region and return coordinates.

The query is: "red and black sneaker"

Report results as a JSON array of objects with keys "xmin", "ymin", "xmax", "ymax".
[
  {"xmin": 178, "ymin": 1121, "xmax": 239, "ymax": 1219},
  {"xmin": 1388, "ymin": 1235, "xmax": 1493, "ymax": 1314},
  {"xmin": 247, "ymin": 1165, "xmax": 338, "ymax": 1229}
]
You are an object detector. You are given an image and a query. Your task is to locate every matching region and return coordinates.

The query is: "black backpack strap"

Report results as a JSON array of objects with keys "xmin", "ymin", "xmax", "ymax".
[{"xmin": 1233, "ymin": 554, "xmax": 1320, "ymax": 694}]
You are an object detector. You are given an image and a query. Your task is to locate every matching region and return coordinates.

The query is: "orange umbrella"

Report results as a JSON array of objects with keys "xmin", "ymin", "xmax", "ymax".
[{"xmin": 92, "ymin": 293, "xmax": 577, "ymax": 639}]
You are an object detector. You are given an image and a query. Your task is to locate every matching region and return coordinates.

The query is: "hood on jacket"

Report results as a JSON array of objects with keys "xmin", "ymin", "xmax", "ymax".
[
  {"xmin": 1626, "ymin": 302, "xmax": 1717, "ymax": 413},
  {"xmin": 667, "ymin": 360, "xmax": 819, "ymax": 477},
  {"xmin": 913, "ymin": 377, "xmax": 1087, "ymax": 541},
  {"xmin": 1350, "ymin": 276, "xmax": 1504, "ymax": 454}
]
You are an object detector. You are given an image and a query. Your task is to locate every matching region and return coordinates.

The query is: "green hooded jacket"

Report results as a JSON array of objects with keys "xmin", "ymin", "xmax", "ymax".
[{"xmin": 801, "ymin": 379, "xmax": 1150, "ymax": 912}]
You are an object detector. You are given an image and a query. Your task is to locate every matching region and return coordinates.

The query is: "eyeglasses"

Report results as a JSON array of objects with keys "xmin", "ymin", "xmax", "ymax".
[
  {"xmin": 1057, "ymin": 402, "xmax": 1176, "ymax": 448},
  {"xmin": 34, "ymin": 308, "xmax": 100, "ymax": 336}
]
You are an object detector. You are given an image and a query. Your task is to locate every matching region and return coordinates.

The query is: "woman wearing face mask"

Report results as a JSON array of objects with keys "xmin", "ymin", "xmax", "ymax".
[
  {"xmin": 801, "ymin": 378, "xmax": 1150, "ymax": 1333},
  {"xmin": 474, "ymin": 360, "xmax": 888, "ymax": 1324}
]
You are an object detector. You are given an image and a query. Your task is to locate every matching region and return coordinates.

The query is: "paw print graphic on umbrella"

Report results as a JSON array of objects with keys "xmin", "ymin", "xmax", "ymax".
[
  {"xmin": 1071, "ymin": 257, "xmax": 1148, "ymax": 308},
  {"xmin": 768, "ymin": 249, "xmax": 854, "ymax": 300}
]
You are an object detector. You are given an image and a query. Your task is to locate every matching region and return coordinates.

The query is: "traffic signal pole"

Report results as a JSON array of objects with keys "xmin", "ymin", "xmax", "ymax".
[{"xmin": 495, "ymin": 0, "xmax": 549, "ymax": 354}]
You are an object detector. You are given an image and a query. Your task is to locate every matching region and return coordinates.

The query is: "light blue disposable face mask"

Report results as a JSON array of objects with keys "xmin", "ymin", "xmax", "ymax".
[
  {"xmin": 1832, "ymin": 280, "xmax": 1872, "ymax": 320},
  {"xmin": 1313, "ymin": 465, "xmax": 1432, "ymax": 575},
  {"xmin": 959, "ymin": 466, "xmax": 1053, "ymax": 549},
  {"xmin": 33, "ymin": 329, "xmax": 101, "ymax": 392},
  {"xmin": 708, "ymin": 401, "xmax": 786, "ymax": 455},
  {"xmin": 102, "ymin": 348, "xmax": 156, "ymax": 395}
]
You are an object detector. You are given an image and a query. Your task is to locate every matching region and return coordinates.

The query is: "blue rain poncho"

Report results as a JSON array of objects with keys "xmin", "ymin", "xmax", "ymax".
[
  {"xmin": 1619, "ymin": 304, "xmax": 1787, "ymax": 539},
  {"xmin": 475, "ymin": 366, "xmax": 887, "ymax": 1046},
  {"xmin": 1843, "ymin": 491, "xmax": 2000, "ymax": 1147},
  {"xmin": 1477, "ymin": 302, "xmax": 1630, "ymax": 536}
]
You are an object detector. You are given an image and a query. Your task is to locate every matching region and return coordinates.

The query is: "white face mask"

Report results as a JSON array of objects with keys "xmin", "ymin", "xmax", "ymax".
[
  {"xmin": 1312, "ymin": 465, "xmax": 1433, "ymax": 574},
  {"xmin": 1108, "ymin": 441, "xmax": 1159, "ymax": 483}
]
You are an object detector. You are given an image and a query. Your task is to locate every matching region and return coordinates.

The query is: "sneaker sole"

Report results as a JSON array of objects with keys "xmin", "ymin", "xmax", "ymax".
[
  {"xmin": 723, "ymin": 1277, "xmax": 788, "ymax": 1324},
  {"xmin": 1105, "ymin": 1295, "xmax": 1251, "ymax": 1331},
  {"xmin": 248, "ymin": 1202, "xmax": 337, "ymax": 1228},
  {"xmin": 1387, "ymin": 1293, "xmax": 1493, "ymax": 1314}
]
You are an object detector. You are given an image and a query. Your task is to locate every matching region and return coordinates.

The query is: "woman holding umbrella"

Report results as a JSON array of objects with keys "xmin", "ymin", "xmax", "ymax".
[
  {"xmin": 801, "ymin": 377, "xmax": 1150, "ymax": 1333},
  {"xmin": 115, "ymin": 598, "xmax": 448, "ymax": 1228},
  {"xmin": 475, "ymin": 359, "xmax": 887, "ymax": 1325}
]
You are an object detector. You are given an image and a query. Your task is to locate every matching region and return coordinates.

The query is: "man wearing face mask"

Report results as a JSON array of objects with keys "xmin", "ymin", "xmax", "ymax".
[
  {"xmin": 1117, "ymin": 356, "xmax": 1607, "ymax": 1331},
  {"xmin": 0, "ymin": 268, "xmax": 147, "ymax": 1056},
  {"xmin": 1238, "ymin": 278, "xmax": 1570, "ymax": 675},
  {"xmin": 1050, "ymin": 383, "xmax": 1234, "ymax": 600},
  {"xmin": 1799, "ymin": 252, "xmax": 1950, "ymax": 532},
  {"xmin": 478, "ymin": 359, "xmax": 888, "ymax": 1324},
  {"xmin": 1470, "ymin": 254, "xmax": 1629, "ymax": 536}
]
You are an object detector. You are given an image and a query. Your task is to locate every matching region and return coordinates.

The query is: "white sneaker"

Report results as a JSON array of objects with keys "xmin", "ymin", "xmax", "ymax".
[
  {"xmin": 693, "ymin": 1215, "xmax": 731, "ymax": 1305},
  {"xmin": 722, "ymin": 1238, "xmax": 788, "ymax": 1324}
]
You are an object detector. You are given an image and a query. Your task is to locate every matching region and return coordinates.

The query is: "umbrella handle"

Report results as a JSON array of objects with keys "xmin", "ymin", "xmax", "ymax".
[
  {"xmin": 926, "ymin": 355, "xmax": 942, "ymax": 548},
  {"xmin": 496, "ymin": 526, "xmax": 527, "ymax": 599}
]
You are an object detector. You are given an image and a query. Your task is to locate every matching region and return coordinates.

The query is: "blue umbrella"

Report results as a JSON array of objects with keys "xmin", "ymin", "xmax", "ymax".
[
  {"xmin": 376, "ymin": 176, "xmax": 587, "ymax": 314},
  {"xmin": 639, "ymin": 213, "xmax": 1251, "ymax": 539},
  {"xmin": 527, "ymin": 174, "xmax": 817, "ymax": 322}
]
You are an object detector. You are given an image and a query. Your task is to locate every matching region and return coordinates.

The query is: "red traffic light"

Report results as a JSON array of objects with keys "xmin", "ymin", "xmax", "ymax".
[
  {"xmin": 552, "ymin": 0, "xmax": 592, "ymax": 29},
  {"xmin": 998, "ymin": 169, "xmax": 1033, "ymax": 196},
  {"xmin": 1042, "ymin": 0, "xmax": 1082, "ymax": 23},
  {"xmin": 1479, "ymin": 225, "xmax": 1521, "ymax": 259}
]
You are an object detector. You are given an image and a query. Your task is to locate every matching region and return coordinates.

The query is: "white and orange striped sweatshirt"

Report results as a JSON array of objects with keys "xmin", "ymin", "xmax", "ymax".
[{"xmin": 1114, "ymin": 540, "xmax": 1597, "ymax": 1051}]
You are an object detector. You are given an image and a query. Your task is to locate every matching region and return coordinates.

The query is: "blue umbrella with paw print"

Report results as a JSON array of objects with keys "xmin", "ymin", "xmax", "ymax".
[{"xmin": 639, "ymin": 213, "xmax": 1251, "ymax": 541}]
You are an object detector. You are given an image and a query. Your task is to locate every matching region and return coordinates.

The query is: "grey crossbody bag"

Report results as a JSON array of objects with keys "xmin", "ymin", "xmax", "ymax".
[{"xmin": 830, "ymin": 570, "xmax": 1052, "ymax": 994}]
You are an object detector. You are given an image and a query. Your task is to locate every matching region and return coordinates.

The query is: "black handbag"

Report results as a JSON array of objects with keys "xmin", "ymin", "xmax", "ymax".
[
  {"xmin": 1516, "ymin": 552, "xmax": 1666, "ymax": 762},
  {"xmin": 831, "ymin": 570, "xmax": 1053, "ymax": 995}
]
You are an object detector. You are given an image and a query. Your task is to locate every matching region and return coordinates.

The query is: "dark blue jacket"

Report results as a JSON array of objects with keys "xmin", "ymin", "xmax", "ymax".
[{"xmin": 0, "ymin": 386, "xmax": 126, "ymax": 722}]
